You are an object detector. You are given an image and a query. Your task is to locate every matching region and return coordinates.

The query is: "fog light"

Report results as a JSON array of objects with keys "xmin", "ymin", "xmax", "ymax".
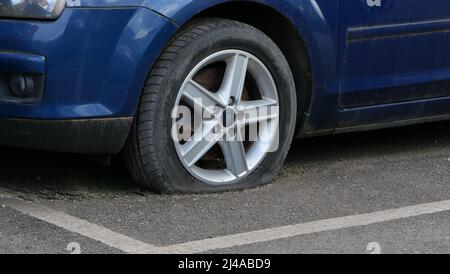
[{"xmin": 10, "ymin": 75, "xmax": 34, "ymax": 98}]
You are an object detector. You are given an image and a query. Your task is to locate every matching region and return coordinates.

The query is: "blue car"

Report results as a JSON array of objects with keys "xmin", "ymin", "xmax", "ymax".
[{"xmin": 1, "ymin": 0, "xmax": 449, "ymax": 193}]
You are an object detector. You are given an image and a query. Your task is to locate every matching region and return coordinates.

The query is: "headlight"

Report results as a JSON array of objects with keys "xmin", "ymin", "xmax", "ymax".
[{"xmin": 0, "ymin": 0, "xmax": 66, "ymax": 19}]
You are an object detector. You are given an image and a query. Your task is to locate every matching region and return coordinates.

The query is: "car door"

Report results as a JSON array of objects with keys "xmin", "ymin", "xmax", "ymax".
[{"xmin": 339, "ymin": 0, "xmax": 450, "ymax": 109}]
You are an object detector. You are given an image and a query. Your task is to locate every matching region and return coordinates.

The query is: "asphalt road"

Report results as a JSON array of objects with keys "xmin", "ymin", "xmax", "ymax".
[{"xmin": 1, "ymin": 121, "xmax": 450, "ymax": 254}]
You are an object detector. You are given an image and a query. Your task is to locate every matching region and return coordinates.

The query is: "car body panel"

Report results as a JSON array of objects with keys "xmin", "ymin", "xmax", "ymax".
[
  {"xmin": 335, "ymin": 0, "xmax": 450, "ymax": 130},
  {"xmin": 0, "ymin": 7, "xmax": 177, "ymax": 119},
  {"xmin": 340, "ymin": 0, "xmax": 450, "ymax": 109}
]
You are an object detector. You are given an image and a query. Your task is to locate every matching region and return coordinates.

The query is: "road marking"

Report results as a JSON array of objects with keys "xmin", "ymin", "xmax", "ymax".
[
  {"xmin": 161, "ymin": 199, "xmax": 450, "ymax": 253},
  {"xmin": 1, "ymin": 192, "xmax": 450, "ymax": 254},
  {"xmin": 0, "ymin": 196, "xmax": 163, "ymax": 254}
]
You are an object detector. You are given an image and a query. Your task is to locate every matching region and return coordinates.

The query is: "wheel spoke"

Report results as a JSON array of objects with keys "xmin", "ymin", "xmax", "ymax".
[
  {"xmin": 219, "ymin": 54, "xmax": 249, "ymax": 105},
  {"xmin": 220, "ymin": 140, "xmax": 249, "ymax": 177},
  {"xmin": 182, "ymin": 80, "xmax": 222, "ymax": 116},
  {"xmin": 173, "ymin": 49, "xmax": 280, "ymax": 185},
  {"xmin": 180, "ymin": 121, "xmax": 222, "ymax": 167},
  {"xmin": 237, "ymin": 99, "xmax": 278, "ymax": 125}
]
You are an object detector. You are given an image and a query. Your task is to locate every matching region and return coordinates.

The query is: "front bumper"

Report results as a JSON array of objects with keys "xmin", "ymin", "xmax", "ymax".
[
  {"xmin": 0, "ymin": 6, "xmax": 177, "ymax": 153},
  {"xmin": 0, "ymin": 117, "xmax": 132, "ymax": 154}
]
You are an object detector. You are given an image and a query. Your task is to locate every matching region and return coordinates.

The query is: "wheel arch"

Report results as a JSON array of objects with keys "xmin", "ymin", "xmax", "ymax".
[
  {"xmin": 192, "ymin": 2, "xmax": 312, "ymax": 134},
  {"xmin": 146, "ymin": 0, "xmax": 339, "ymax": 134}
]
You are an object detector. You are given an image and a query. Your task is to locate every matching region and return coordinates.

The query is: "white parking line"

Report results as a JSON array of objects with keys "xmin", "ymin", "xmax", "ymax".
[
  {"xmin": 162, "ymin": 199, "xmax": 450, "ymax": 253},
  {"xmin": 0, "ymin": 196, "xmax": 164, "ymax": 254},
  {"xmin": 1, "ymin": 192, "xmax": 450, "ymax": 254}
]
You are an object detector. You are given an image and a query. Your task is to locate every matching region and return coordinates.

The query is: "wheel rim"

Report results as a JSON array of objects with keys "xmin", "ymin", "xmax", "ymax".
[{"xmin": 173, "ymin": 50, "xmax": 279, "ymax": 185}]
